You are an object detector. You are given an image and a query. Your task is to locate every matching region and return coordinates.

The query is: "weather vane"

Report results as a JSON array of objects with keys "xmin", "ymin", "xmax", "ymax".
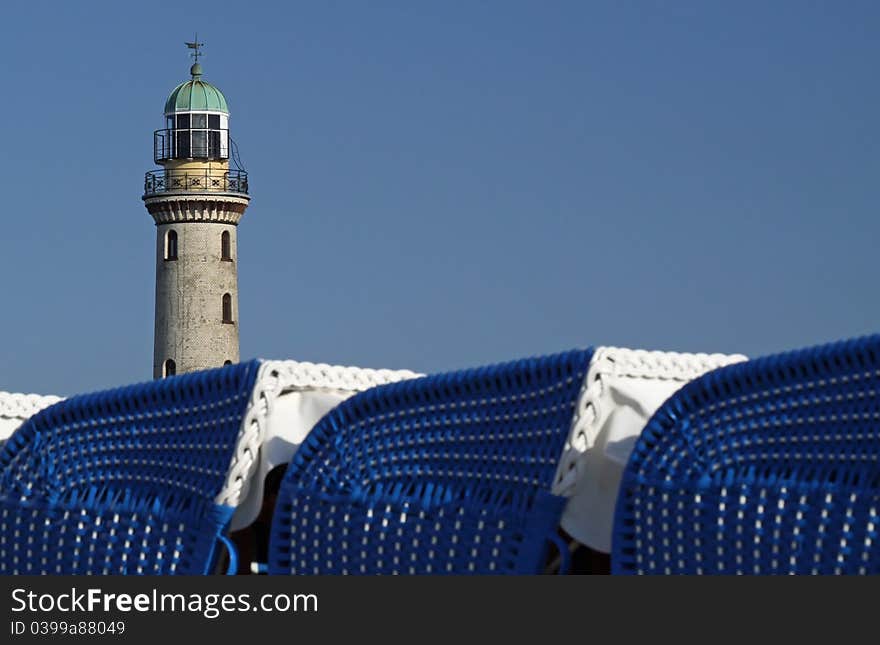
[{"xmin": 185, "ymin": 34, "xmax": 204, "ymax": 63}]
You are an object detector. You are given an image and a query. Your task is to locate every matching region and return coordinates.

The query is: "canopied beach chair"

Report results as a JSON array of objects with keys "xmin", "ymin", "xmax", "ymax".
[
  {"xmin": 268, "ymin": 349, "xmax": 595, "ymax": 574},
  {"xmin": 0, "ymin": 362, "xmax": 261, "ymax": 574},
  {"xmin": 612, "ymin": 335, "xmax": 880, "ymax": 574},
  {"xmin": 0, "ymin": 358, "xmax": 419, "ymax": 575}
]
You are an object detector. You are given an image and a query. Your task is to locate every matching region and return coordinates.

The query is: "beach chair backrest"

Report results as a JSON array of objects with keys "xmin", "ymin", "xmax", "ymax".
[
  {"xmin": 0, "ymin": 361, "xmax": 260, "ymax": 574},
  {"xmin": 612, "ymin": 336, "xmax": 880, "ymax": 575},
  {"xmin": 269, "ymin": 349, "xmax": 594, "ymax": 574}
]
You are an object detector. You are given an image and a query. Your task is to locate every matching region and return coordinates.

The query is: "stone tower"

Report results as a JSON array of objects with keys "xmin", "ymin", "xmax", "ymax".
[{"xmin": 143, "ymin": 47, "xmax": 250, "ymax": 378}]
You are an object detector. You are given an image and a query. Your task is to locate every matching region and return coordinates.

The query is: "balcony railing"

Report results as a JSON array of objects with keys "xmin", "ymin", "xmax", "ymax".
[{"xmin": 144, "ymin": 169, "xmax": 249, "ymax": 196}]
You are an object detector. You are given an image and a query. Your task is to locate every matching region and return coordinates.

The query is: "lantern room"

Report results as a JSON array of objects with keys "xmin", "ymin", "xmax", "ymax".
[{"xmin": 154, "ymin": 63, "xmax": 230, "ymax": 163}]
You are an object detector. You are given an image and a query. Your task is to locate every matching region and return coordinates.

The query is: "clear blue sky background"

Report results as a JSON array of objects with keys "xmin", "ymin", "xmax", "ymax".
[{"xmin": 0, "ymin": 1, "xmax": 877, "ymax": 395}]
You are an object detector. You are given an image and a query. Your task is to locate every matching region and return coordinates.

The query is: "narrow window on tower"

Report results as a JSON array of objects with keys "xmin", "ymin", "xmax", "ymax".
[
  {"xmin": 222, "ymin": 293, "xmax": 233, "ymax": 324},
  {"xmin": 221, "ymin": 231, "xmax": 232, "ymax": 261},
  {"xmin": 164, "ymin": 359, "xmax": 176, "ymax": 377},
  {"xmin": 165, "ymin": 229, "xmax": 178, "ymax": 261}
]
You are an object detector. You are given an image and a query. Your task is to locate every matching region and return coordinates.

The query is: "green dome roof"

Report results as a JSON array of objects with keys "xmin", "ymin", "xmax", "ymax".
[{"xmin": 164, "ymin": 66, "xmax": 229, "ymax": 114}]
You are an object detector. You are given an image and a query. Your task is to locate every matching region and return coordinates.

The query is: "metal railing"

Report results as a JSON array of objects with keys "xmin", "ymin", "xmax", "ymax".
[{"xmin": 144, "ymin": 169, "xmax": 249, "ymax": 196}]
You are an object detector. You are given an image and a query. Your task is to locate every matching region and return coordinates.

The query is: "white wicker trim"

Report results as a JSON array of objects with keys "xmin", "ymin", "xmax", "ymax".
[
  {"xmin": 215, "ymin": 360, "xmax": 422, "ymax": 508},
  {"xmin": 0, "ymin": 391, "xmax": 63, "ymax": 421},
  {"xmin": 255, "ymin": 360, "xmax": 422, "ymax": 394},
  {"xmin": 553, "ymin": 346, "xmax": 747, "ymax": 495}
]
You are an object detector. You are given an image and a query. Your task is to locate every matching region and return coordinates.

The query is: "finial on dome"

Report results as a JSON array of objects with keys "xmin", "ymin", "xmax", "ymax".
[{"xmin": 185, "ymin": 34, "xmax": 204, "ymax": 79}]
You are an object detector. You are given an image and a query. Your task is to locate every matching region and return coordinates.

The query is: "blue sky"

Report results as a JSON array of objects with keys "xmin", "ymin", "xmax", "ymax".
[{"xmin": 0, "ymin": 1, "xmax": 877, "ymax": 395}]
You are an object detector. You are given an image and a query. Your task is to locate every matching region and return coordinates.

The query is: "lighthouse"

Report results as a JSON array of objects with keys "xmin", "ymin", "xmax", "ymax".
[{"xmin": 143, "ymin": 41, "xmax": 250, "ymax": 378}]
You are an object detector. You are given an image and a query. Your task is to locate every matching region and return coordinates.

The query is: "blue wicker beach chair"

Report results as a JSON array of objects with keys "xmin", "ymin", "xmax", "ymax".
[
  {"xmin": 612, "ymin": 335, "xmax": 880, "ymax": 574},
  {"xmin": 268, "ymin": 349, "xmax": 593, "ymax": 574},
  {"xmin": 0, "ymin": 361, "xmax": 260, "ymax": 574}
]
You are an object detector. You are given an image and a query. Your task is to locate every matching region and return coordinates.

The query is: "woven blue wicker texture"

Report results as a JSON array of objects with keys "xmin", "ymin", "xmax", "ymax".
[
  {"xmin": 269, "ymin": 349, "xmax": 592, "ymax": 574},
  {"xmin": 0, "ymin": 361, "xmax": 259, "ymax": 574},
  {"xmin": 612, "ymin": 335, "xmax": 880, "ymax": 574}
]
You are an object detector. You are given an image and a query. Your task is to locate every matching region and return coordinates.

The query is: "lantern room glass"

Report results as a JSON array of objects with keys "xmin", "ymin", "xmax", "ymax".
[{"xmin": 155, "ymin": 112, "xmax": 229, "ymax": 162}]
